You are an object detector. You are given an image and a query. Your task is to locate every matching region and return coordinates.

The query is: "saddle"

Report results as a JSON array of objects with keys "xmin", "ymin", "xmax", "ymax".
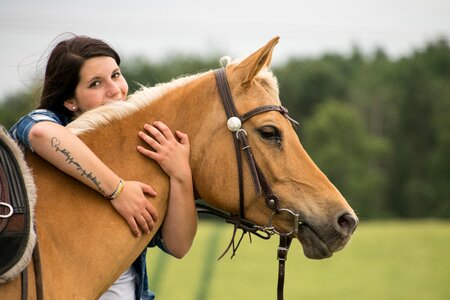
[{"xmin": 0, "ymin": 126, "xmax": 36, "ymax": 283}]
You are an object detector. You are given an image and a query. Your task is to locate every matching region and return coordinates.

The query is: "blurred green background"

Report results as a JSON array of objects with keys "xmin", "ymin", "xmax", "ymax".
[
  {"xmin": 1, "ymin": 38, "xmax": 449, "ymax": 299},
  {"xmin": 148, "ymin": 220, "xmax": 450, "ymax": 299}
]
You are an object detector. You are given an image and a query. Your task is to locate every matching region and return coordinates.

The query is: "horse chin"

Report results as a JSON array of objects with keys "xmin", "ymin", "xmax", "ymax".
[{"xmin": 296, "ymin": 224, "xmax": 332, "ymax": 259}]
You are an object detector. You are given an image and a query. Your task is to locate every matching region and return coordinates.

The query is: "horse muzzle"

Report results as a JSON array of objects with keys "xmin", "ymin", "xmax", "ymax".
[{"xmin": 296, "ymin": 212, "xmax": 358, "ymax": 259}]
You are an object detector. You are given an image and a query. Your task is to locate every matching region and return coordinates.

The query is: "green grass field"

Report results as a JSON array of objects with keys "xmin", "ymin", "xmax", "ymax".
[{"xmin": 147, "ymin": 220, "xmax": 450, "ymax": 300}]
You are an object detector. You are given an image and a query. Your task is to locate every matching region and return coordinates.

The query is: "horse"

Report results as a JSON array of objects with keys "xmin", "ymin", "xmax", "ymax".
[{"xmin": 0, "ymin": 36, "xmax": 358, "ymax": 299}]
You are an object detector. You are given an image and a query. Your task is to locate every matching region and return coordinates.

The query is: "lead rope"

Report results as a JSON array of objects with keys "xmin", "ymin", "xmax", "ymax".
[{"xmin": 277, "ymin": 235, "xmax": 293, "ymax": 300}]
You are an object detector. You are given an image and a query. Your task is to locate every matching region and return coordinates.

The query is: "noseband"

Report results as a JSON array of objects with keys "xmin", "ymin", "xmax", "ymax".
[{"xmin": 196, "ymin": 68, "xmax": 300, "ymax": 300}]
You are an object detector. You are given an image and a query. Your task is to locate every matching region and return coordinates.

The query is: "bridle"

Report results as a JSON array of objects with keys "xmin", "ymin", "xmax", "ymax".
[{"xmin": 196, "ymin": 68, "xmax": 301, "ymax": 300}]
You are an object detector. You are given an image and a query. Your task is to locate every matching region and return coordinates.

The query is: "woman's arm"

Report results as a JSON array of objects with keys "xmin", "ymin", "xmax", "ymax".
[
  {"xmin": 138, "ymin": 121, "xmax": 197, "ymax": 258},
  {"xmin": 29, "ymin": 121, "xmax": 159, "ymax": 236}
]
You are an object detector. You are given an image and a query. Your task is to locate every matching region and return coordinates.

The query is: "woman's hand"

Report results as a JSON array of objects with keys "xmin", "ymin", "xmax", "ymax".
[
  {"xmin": 137, "ymin": 121, "xmax": 191, "ymax": 182},
  {"xmin": 110, "ymin": 181, "xmax": 159, "ymax": 237},
  {"xmin": 137, "ymin": 121, "xmax": 197, "ymax": 258}
]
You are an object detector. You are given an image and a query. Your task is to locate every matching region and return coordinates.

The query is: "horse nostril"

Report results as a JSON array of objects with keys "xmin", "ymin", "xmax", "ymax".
[{"xmin": 337, "ymin": 213, "xmax": 358, "ymax": 236}]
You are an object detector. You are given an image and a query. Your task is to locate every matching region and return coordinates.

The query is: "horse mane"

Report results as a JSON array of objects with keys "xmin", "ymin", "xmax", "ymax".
[
  {"xmin": 66, "ymin": 72, "xmax": 206, "ymax": 135},
  {"xmin": 67, "ymin": 59, "xmax": 278, "ymax": 135}
]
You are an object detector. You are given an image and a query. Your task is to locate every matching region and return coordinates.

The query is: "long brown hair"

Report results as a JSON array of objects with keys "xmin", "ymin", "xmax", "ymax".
[{"xmin": 38, "ymin": 35, "xmax": 121, "ymax": 120}]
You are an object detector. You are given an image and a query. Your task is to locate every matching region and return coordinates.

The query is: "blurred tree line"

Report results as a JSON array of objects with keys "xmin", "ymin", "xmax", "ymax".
[{"xmin": 0, "ymin": 39, "xmax": 449, "ymax": 219}]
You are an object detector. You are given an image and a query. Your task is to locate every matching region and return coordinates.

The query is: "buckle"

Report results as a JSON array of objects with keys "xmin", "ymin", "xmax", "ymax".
[{"xmin": 277, "ymin": 246, "xmax": 289, "ymax": 261}]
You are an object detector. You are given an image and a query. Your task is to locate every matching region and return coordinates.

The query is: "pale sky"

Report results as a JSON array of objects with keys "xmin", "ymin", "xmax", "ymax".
[{"xmin": 1, "ymin": 0, "xmax": 449, "ymax": 100}]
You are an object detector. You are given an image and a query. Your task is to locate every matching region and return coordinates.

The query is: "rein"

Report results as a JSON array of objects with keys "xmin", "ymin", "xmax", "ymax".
[{"xmin": 197, "ymin": 68, "xmax": 300, "ymax": 300}]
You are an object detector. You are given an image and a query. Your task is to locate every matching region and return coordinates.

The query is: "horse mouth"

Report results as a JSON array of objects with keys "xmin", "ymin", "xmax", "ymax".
[{"xmin": 296, "ymin": 223, "xmax": 332, "ymax": 259}]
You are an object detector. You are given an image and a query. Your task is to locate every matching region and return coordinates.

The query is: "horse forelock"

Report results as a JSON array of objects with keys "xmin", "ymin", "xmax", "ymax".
[
  {"xmin": 67, "ymin": 59, "xmax": 279, "ymax": 135},
  {"xmin": 257, "ymin": 68, "xmax": 279, "ymax": 100}
]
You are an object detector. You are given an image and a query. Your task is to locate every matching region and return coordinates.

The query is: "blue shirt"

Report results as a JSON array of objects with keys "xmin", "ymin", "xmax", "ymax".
[
  {"xmin": 9, "ymin": 109, "xmax": 168, "ymax": 300},
  {"xmin": 9, "ymin": 109, "xmax": 70, "ymax": 152}
]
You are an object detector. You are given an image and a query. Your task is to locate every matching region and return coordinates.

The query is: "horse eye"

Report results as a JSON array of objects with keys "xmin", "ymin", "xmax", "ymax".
[{"xmin": 258, "ymin": 126, "xmax": 282, "ymax": 143}]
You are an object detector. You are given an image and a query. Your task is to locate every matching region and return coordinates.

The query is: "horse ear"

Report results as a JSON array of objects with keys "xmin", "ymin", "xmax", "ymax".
[{"xmin": 233, "ymin": 36, "xmax": 280, "ymax": 86}]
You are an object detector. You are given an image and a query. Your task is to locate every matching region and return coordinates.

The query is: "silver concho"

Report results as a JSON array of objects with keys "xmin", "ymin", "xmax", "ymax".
[{"xmin": 227, "ymin": 117, "xmax": 242, "ymax": 132}]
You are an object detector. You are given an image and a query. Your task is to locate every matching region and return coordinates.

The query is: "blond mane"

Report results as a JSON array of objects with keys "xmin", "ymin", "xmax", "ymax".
[
  {"xmin": 67, "ymin": 71, "xmax": 206, "ymax": 135},
  {"xmin": 67, "ymin": 60, "xmax": 278, "ymax": 135}
]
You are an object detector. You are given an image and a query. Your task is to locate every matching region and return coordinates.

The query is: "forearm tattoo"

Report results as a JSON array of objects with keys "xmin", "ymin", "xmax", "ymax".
[{"xmin": 51, "ymin": 137, "xmax": 106, "ymax": 195}]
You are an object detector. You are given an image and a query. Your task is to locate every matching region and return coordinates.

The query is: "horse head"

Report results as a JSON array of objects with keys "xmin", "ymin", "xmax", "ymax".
[{"xmin": 193, "ymin": 37, "xmax": 358, "ymax": 259}]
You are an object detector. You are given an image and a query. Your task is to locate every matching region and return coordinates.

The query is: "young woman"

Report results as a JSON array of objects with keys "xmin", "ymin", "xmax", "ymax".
[{"xmin": 9, "ymin": 35, "xmax": 197, "ymax": 300}]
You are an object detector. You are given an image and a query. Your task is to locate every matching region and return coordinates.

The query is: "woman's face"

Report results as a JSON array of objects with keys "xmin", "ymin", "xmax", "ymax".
[{"xmin": 65, "ymin": 56, "xmax": 128, "ymax": 115}]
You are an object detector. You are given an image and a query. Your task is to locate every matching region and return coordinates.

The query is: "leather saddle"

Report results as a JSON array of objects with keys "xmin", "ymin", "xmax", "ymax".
[{"xmin": 0, "ymin": 126, "xmax": 36, "ymax": 283}]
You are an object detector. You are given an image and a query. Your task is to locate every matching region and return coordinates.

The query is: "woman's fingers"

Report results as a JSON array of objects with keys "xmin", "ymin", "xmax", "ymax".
[
  {"xmin": 127, "ymin": 208, "xmax": 157, "ymax": 237},
  {"xmin": 139, "ymin": 183, "xmax": 158, "ymax": 234},
  {"xmin": 176, "ymin": 130, "xmax": 189, "ymax": 145},
  {"xmin": 137, "ymin": 144, "xmax": 156, "ymax": 159},
  {"xmin": 138, "ymin": 130, "xmax": 161, "ymax": 152},
  {"xmin": 142, "ymin": 182, "xmax": 157, "ymax": 197},
  {"xmin": 152, "ymin": 121, "xmax": 176, "ymax": 141},
  {"xmin": 143, "ymin": 210, "xmax": 156, "ymax": 231},
  {"xmin": 143, "ymin": 123, "xmax": 169, "ymax": 144},
  {"xmin": 141, "ymin": 122, "xmax": 177, "ymax": 144},
  {"xmin": 138, "ymin": 122, "xmax": 172, "ymax": 156},
  {"xmin": 111, "ymin": 181, "xmax": 160, "ymax": 237},
  {"xmin": 135, "ymin": 214, "xmax": 151, "ymax": 234},
  {"xmin": 127, "ymin": 218, "xmax": 141, "ymax": 237}
]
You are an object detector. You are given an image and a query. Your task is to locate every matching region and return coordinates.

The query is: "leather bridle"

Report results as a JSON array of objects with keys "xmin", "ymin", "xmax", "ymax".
[{"xmin": 196, "ymin": 68, "xmax": 301, "ymax": 300}]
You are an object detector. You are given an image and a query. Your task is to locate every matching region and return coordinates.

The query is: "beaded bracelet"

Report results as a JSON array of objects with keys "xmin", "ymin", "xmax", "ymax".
[{"xmin": 106, "ymin": 178, "xmax": 125, "ymax": 200}]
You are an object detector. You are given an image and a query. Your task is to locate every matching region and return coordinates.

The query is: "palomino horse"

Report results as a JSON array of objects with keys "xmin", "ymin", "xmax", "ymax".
[{"xmin": 0, "ymin": 37, "xmax": 358, "ymax": 299}]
